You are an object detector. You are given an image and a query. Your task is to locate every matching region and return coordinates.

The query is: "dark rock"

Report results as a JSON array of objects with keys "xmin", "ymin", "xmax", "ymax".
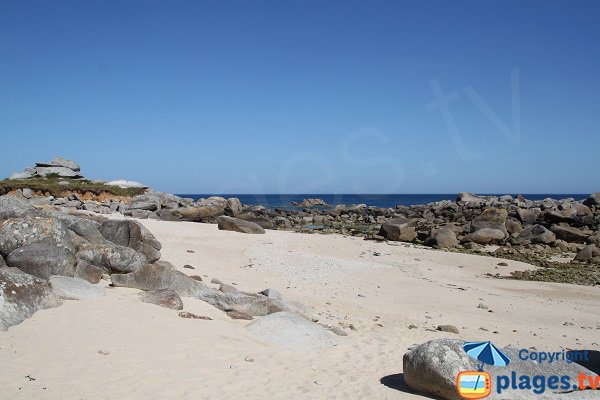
[
  {"xmin": 0, "ymin": 216, "xmax": 74, "ymax": 257},
  {"xmin": 138, "ymin": 289, "xmax": 183, "ymax": 310},
  {"xmin": 583, "ymin": 192, "xmax": 600, "ymax": 207},
  {"xmin": 224, "ymin": 198, "xmax": 242, "ymax": 216},
  {"xmin": 74, "ymin": 260, "xmax": 104, "ymax": 284},
  {"xmin": 378, "ymin": 219, "xmax": 417, "ymax": 242},
  {"xmin": 6, "ymin": 243, "xmax": 76, "ymax": 279},
  {"xmin": 515, "ymin": 225, "xmax": 556, "ymax": 245},
  {"xmin": 550, "ymin": 225, "xmax": 588, "ymax": 243},
  {"xmin": 574, "ymin": 244, "xmax": 599, "ymax": 263},
  {"xmin": 0, "ymin": 268, "xmax": 62, "ymax": 330},
  {"xmin": 291, "ymin": 198, "xmax": 328, "ymax": 208},
  {"xmin": 216, "ymin": 216, "xmax": 265, "ymax": 234},
  {"xmin": 471, "ymin": 208, "xmax": 507, "ymax": 234},
  {"xmin": 516, "ymin": 208, "xmax": 542, "ymax": 224}
]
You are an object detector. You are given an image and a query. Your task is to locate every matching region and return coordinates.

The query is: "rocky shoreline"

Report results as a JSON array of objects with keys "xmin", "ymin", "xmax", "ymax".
[{"xmin": 2, "ymin": 158, "xmax": 599, "ymax": 286}]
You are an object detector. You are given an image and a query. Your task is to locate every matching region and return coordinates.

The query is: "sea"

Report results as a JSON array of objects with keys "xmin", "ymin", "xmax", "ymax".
[{"xmin": 176, "ymin": 194, "xmax": 588, "ymax": 210}]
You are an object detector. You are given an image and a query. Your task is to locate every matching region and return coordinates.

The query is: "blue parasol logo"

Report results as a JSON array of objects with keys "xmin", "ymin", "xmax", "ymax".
[{"xmin": 464, "ymin": 341, "xmax": 511, "ymax": 370}]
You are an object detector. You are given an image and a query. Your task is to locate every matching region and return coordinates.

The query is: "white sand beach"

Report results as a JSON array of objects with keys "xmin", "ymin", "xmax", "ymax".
[{"xmin": 1, "ymin": 219, "xmax": 598, "ymax": 399}]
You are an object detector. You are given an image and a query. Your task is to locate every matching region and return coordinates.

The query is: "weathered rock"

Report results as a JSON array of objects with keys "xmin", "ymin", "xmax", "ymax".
[
  {"xmin": 505, "ymin": 218, "xmax": 523, "ymax": 235},
  {"xmin": 111, "ymin": 263, "xmax": 289, "ymax": 316},
  {"xmin": 583, "ymin": 192, "xmax": 600, "ymax": 207},
  {"xmin": 471, "ymin": 208, "xmax": 507, "ymax": 234},
  {"xmin": 426, "ymin": 228, "xmax": 459, "ymax": 248},
  {"xmin": 99, "ymin": 220, "xmax": 161, "ymax": 263},
  {"xmin": 6, "ymin": 243, "xmax": 77, "ymax": 279},
  {"xmin": 219, "ymin": 283, "xmax": 239, "ymax": 294},
  {"xmin": 0, "ymin": 195, "xmax": 36, "ymax": 220},
  {"xmin": 550, "ymin": 225, "xmax": 588, "ymax": 243},
  {"xmin": 0, "ymin": 216, "xmax": 74, "ymax": 257},
  {"xmin": 77, "ymin": 243, "xmax": 147, "ymax": 273},
  {"xmin": 225, "ymin": 198, "xmax": 243, "ymax": 216},
  {"xmin": 291, "ymin": 198, "xmax": 328, "ymax": 208},
  {"xmin": 574, "ymin": 244, "xmax": 599, "ymax": 263},
  {"xmin": 50, "ymin": 156, "xmax": 80, "ymax": 172},
  {"xmin": 245, "ymin": 311, "xmax": 336, "ymax": 350},
  {"xmin": 516, "ymin": 207, "xmax": 542, "ymax": 224},
  {"xmin": 0, "ymin": 268, "xmax": 62, "ymax": 330},
  {"xmin": 515, "ymin": 225, "xmax": 556, "ymax": 245},
  {"xmin": 41, "ymin": 211, "xmax": 107, "ymax": 245},
  {"xmin": 216, "ymin": 216, "xmax": 265, "ymax": 234},
  {"xmin": 35, "ymin": 166, "xmax": 81, "ymax": 178},
  {"xmin": 378, "ymin": 219, "xmax": 417, "ymax": 242},
  {"xmin": 403, "ymin": 339, "xmax": 599, "ymax": 400},
  {"xmin": 111, "ymin": 262, "xmax": 205, "ymax": 297},
  {"xmin": 236, "ymin": 214, "xmax": 274, "ymax": 229},
  {"xmin": 468, "ymin": 228, "xmax": 506, "ymax": 244},
  {"xmin": 456, "ymin": 192, "xmax": 486, "ymax": 206},
  {"xmin": 138, "ymin": 289, "xmax": 183, "ymax": 310},
  {"xmin": 0, "ymin": 255, "xmax": 6, "ymax": 268},
  {"xmin": 74, "ymin": 260, "xmax": 104, "ymax": 284},
  {"xmin": 49, "ymin": 276, "xmax": 106, "ymax": 300},
  {"xmin": 226, "ymin": 310, "xmax": 254, "ymax": 320}
]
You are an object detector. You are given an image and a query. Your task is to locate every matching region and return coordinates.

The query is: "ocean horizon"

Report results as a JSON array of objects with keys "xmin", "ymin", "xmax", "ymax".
[{"xmin": 176, "ymin": 193, "xmax": 589, "ymax": 209}]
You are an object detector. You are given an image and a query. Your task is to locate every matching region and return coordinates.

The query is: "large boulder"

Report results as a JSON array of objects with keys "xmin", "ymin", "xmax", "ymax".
[
  {"xmin": 42, "ymin": 211, "xmax": 107, "ymax": 245},
  {"xmin": 516, "ymin": 208, "xmax": 542, "ymax": 224},
  {"xmin": 138, "ymin": 289, "xmax": 183, "ymax": 310},
  {"xmin": 225, "ymin": 198, "xmax": 243, "ymax": 216},
  {"xmin": 573, "ymin": 244, "xmax": 600, "ymax": 263},
  {"xmin": 35, "ymin": 166, "xmax": 81, "ymax": 178},
  {"xmin": 0, "ymin": 195, "xmax": 35, "ymax": 220},
  {"xmin": 49, "ymin": 156, "xmax": 80, "ymax": 172},
  {"xmin": 98, "ymin": 220, "xmax": 161, "ymax": 263},
  {"xmin": 378, "ymin": 219, "xmax": 417, "ymax": 242},
  {"xmin": 245, "ymin": 312, "xmax": 336, "ymax": 350},
  {"xmin": 515, "ymin": 225, "xmax": 556, "ymax": 245},
  {"xmin": 6, "ymin": 243, "xmax": 76, "ymax": 279},
  {"xmin": 468, "ymin": 228, "xmax": 507, "ymax": 244},
  {"xmin": 111, "ymin": 263, "xmax": 288, "ymax": 316},
  {"xmin": 583, "ymin": 192, "xmax": 600, "ymax": 207},
  {"xmin": 49, "ymin": 276, "xmax": 106, "ymax": 300},
  {"xmin": 550, "ymin": 225, "xmax": 589, "ymax": 243},
  {"xmin": 216, "ymin": 216, "xmax": 265, "ymax": 234},
  {"xmin": 77, "ymin": 243, "xmax": 147, "ymax": 273},
  {"xmin": 403, "ymin": 339, "xmax": 599, "ymax": 400},
  {"xmin": 0, "ymin": 268, "xmax": 62, "ymax": 330},
  {"xmin": 456, "ymin": 192, "xmax": 486, "ymax": 206},
  {"xmin": 0, "ymin": 216, "xmax": 74, "ymax": 257},
  {"xmin": 111, "ymin": 262, "xmax": 203, "ymax": 297},
  {"xmin": 74, "ymin": 260, "xmax": 104, "ymax": 284},
  {"xmin": 471, "ymin": 208, "xmax": 507, "ymax": 234},
  {"xmin": 426, "ymin": 227, "xmax": 459, "ymax": 248}
]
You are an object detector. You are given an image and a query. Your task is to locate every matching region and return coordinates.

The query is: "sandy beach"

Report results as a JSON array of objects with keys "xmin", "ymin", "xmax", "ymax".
[{"xmin": 1, "ymin": 218, "xmax": 598, "ymax": 399}]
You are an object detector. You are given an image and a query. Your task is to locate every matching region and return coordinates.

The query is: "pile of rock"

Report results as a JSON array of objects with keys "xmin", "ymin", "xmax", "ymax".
[
  {"xmin": 0, "ymin": 193, "xmax": 323, "ymax": 331},
  {"xmin": 9, "ymin": 156, "xmax": 83, "ymax": 180}
]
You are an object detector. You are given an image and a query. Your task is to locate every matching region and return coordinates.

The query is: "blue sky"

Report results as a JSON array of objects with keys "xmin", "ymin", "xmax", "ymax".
[{"xmin": 1, "ymin": 0, "xmax": 598, "ymax": 194}]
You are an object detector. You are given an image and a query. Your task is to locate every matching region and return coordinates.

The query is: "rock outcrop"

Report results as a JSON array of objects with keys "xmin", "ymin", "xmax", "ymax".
[{"xmin": 0, "ymin": 268, "xmax": 62, "ymax": 330}]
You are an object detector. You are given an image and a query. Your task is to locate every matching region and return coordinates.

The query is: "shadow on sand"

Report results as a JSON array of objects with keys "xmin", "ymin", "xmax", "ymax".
[{"xmin": 380, "ymin": 373, "xmax": 440, "ymax": 399}]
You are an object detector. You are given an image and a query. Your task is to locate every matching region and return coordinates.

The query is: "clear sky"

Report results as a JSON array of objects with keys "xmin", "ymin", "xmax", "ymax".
[{"xmin": 1, "ymin": 0, "xmax": 598, "ymax": 194}]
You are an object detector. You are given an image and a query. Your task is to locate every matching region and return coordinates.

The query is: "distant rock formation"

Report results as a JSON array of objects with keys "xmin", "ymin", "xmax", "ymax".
[
  {"xmin": 9, "ymin": 156, "xmax": 82, "ymax": 179},
  {"xmin": 290, "ymin": 198, "xmax": 328, "ymax": 208}
]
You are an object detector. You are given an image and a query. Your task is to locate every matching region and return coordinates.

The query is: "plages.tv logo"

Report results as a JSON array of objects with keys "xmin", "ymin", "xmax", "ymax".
[{"xmin": 456, "ymin": 341, "xmax": 510, "ymax": 399}]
